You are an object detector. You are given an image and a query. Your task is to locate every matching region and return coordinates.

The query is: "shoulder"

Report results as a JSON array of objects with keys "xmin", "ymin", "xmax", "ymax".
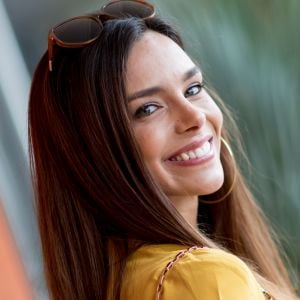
[{"xmin": 120, "ymin": 244, "xmax": 266, "ymax": 300}]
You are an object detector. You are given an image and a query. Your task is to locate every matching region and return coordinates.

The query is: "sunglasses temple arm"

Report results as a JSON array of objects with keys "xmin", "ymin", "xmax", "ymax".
[
  {"xmin": 48, "ymin": 33, "xmax": 54, "ymax": 72},
  {"xmin": 49, "ymin": 60, "xmax": 53, "ymax": 72}
]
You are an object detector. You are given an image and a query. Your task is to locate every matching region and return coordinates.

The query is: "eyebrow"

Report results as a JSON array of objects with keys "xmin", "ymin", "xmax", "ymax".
[
  {"xmin": 182, "ymin": 66, "xmax": 201, "ymax": 81},
  {"xmin": 127, "ymin": 66, "xmax": 201, "ymax": 102},
  {"xmin": 127, "ymin": 86, "xmax": 163, "ymax": 102}
]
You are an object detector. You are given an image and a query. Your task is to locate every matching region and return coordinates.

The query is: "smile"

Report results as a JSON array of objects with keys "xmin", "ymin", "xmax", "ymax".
[
  {"xmin": 169, "ymin": 141, "xmax": 211, "ymax": 161},
  {"xmin": 166, "ymin": 136, "xmax": 215, "ymax": 166}
]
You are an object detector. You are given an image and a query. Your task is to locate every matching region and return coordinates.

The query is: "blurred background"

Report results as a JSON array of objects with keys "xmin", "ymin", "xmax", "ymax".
[{"xmin": 0, "ymin": 0, "xmax": 299, "ymax": 297}]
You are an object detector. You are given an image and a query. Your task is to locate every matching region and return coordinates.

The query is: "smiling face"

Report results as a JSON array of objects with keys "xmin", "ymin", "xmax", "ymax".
[{"xmin": 126, "ymin": 31, "xmax": 224, "ymax": 206}]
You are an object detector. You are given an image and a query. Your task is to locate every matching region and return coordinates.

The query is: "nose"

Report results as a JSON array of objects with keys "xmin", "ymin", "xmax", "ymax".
[{"xmin": 174, "ymin": 100, "xmax": 206, "ymax": 134}]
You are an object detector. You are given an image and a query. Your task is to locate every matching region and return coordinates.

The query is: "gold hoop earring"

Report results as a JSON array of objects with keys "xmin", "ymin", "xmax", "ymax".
[{"xmin": 198, "ymin": 138, "xmax": 236, "ymax": 205}]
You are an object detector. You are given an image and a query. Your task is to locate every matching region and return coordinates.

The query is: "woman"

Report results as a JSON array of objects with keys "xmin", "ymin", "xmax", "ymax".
[{"xmin": 29, "ymin": 0, "xmax": 298, "ymax": 299}]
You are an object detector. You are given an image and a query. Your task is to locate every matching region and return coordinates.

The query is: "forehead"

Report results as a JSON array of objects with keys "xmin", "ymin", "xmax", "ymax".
[{"xmin": 126, "ymin": 31, "xmax": 196, "ymax": 93}]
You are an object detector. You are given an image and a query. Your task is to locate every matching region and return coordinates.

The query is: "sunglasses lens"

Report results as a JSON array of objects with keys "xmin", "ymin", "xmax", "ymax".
[
  {"xmin": 102, "ymin": 1, "xmax": 154, "ymax": 19},
  {"xmin": 54, "ymin": 17, "xmax": 102, "ymax": 44}
]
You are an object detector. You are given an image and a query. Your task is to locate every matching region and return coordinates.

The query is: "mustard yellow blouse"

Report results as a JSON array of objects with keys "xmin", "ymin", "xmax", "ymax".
[{"xmin": 121, "ymin": 244, "xmax": 271, "ymax": 299}]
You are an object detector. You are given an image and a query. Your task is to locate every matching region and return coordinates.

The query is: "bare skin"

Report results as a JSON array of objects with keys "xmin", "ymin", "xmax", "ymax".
[{"xmin": 126, "ymin": 31, "xmax": 224, "ymax": 227}]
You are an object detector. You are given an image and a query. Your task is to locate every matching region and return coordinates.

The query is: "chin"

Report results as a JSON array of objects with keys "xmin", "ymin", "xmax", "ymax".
[{"xmin": 198, "ymin": 170, "xmax": 225, "ymax": 196}]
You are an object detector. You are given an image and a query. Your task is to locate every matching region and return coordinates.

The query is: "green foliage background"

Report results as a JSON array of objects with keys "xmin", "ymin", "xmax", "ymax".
[{"xmin": 154, "ymin": 0, "xmax": 300, "ymax": 287}]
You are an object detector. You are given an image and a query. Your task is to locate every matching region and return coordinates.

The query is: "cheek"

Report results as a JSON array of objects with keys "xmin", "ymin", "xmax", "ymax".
[
  {"xmin": 133, "ymin": 124, "xmax": 166, "ymax": 162},
  {"xmin": 206, "ymin": 98, "xmax": 223, "ymax": 136},
  {"xmin": 214, "ymin": 105, "xmax": 223, "ymax": 134},
  {"xmin": 210, "ymin": 104, "xmax": 223, "ymax": 156}
]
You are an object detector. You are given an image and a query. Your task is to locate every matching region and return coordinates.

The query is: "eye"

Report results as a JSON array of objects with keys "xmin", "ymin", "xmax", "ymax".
[
  {"xmin": 184, "ymin": 82, "xmax": 205, "ymax": 98},
  {"xmin": 134, "ymin": 103, "xmax": 161, "ymax": 118}
]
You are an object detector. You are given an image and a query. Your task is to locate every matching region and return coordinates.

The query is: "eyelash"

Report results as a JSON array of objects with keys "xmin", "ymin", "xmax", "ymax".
[
  {"xmin": 184, "ymin": 82, "xmax": 205, "ymax": 98},
  {"xmin": 134, "ymin": 102, "xmax": 161, "ymax": 119},
  {"xmin": 133, "ymin": 82, "xmax": 205, "ymax": 119}
]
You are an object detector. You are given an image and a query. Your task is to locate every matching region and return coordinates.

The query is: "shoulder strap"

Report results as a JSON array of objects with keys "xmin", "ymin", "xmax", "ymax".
[
  {"xmin": 155, "ymin": 246, "xmax": 202, "ymax": 300},
  {"xmin": 155, "ymin": 246, "xmax": 275, "ymax": 300}
]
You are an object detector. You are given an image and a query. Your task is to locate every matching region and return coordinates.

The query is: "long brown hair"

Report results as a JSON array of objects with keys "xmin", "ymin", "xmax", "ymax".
[{"xmin": 29, "ymin": 17, "xmax": 297, "ymax": 299}]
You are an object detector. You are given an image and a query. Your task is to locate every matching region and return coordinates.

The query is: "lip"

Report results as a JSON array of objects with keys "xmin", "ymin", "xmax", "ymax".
[{"xmin": 166, "ymin": 134, "xmax": 213, "ymax": 161}]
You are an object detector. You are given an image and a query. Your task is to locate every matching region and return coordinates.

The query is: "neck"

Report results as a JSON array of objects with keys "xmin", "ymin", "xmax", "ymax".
[{"xmin": 169, "ymin": 195, "xmax": 198, "ymax": 228}]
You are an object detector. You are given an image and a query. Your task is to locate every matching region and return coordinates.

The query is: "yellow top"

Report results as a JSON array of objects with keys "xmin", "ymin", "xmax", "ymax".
[{"xmin": 121, "ymin": 244, "xmax": 269, "ymax": 300}]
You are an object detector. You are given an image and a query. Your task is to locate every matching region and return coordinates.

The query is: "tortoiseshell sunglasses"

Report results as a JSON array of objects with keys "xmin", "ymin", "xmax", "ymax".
[{"xmin": 48, "ymin": 0, "xmax": 155, "ymax": 71}]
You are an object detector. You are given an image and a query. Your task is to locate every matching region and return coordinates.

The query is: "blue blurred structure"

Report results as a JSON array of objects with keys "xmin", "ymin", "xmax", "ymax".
[{"xmin": 0, "ymin": 0, "xmax": 47, "ymax": 297}]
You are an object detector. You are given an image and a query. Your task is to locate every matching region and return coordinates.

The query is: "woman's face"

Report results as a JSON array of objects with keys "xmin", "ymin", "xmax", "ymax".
[{"xmin": 126, "ymin": 31, "xmax": 224, "ymax": 203}]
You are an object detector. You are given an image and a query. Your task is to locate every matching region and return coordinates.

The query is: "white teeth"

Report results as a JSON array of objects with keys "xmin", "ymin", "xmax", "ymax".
[
  {"xmin": 171, "ymin": 141, "xmax": 211, "ymax": 161},
  {"xmin": 181, "ymin": 153, "xmax": 190, "ymax": 161},
  {"xmin": 175, "ymin": 155, "xmax": 183, "ymax": 161},
  {"xmin": 188, "ymin": 151, "xmax": 196, "ymax": 159},
  {"xmin": 195, "ymin": 148, "xmax": 204, "ymax": 157}
]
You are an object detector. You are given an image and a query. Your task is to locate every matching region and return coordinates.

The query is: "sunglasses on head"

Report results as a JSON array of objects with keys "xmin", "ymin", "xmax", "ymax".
[{"xmin": 48, "ymin": 0, "xmax": 155, "ymax": 71}]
